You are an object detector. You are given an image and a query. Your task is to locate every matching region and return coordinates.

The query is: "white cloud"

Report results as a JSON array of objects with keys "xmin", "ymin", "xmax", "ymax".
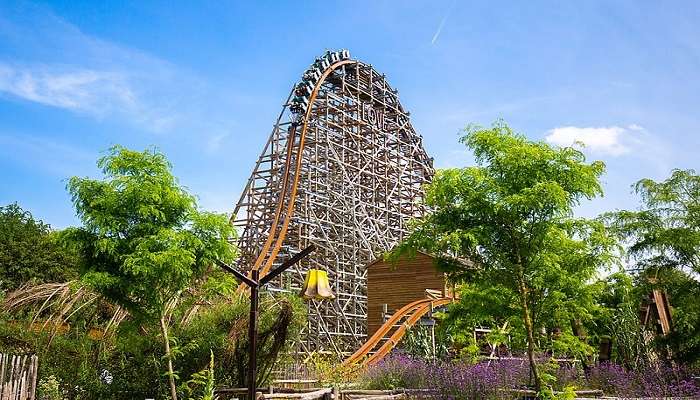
[
  {"xmin": 544, "ymin": 124, "xmax": 673, "ymax": 175},
  {"xmin": 430, "ymin": 0, "xmax": 456, "ymax": 45},
  {"xmin": 545, "ymin": 125, "xmax": 634, "ymax": 156},
  {"xmin": 0, "ymin": 64, "xmax": 136, "ymax": 116},
  {"xmin": 0, "ymin": 3, "xmax": 238, "ymax": 138}
]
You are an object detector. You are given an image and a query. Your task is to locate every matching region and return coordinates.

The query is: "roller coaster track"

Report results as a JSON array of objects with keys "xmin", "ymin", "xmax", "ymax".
[
  {"xmin": 234, "ymin": 58, "xmax": 356, "ymax": 295},
  {"xmin": 343, "ymin": 297, "xmax": 452, "ymax": 367}
]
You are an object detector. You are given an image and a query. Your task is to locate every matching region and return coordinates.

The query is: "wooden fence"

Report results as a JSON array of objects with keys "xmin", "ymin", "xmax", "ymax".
[
  {"xmin": 215, "ymin": 386, "xmax": 608, "ymax": 400},
  {"xmin": 0, "ymin": 354, "xmax": 38, "ymax": 400}
]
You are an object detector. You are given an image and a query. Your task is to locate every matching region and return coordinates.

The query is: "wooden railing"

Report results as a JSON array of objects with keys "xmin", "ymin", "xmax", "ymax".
[{"xmin": 215, "ymin": 386, "xmax": 334, "ymax": 400}]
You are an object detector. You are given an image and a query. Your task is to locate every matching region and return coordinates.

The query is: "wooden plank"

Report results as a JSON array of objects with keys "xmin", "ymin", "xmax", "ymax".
[
  {"xmin": 341, "ymin": 390, "xmax": 392, "ymax": 395},
  {"xmin": 28, "ymin": 356, "xmax": 37, "ymax": 400},
  {"xmin": 22, "ymin": 355, "xmax": 29, "ymax": 400},
  {"xmin": 345, "ymin": 394, "xmax": 405, "ymax": 400},
  {"xmin": 17, "ymin": 355, "xmax": 23, "ymax": 400},
  {"xmin": 264, "ymin": 388, "xmax": 332, "ymax": 399},
  {"xmin": 8, "ymin": 355, "xmax": 17, "ymax": 400},
  {"xmin": 0, "ymin": 353, "xmax": 6, "ymax": 400},
  {"xmin": 653, "ymin": 289, "xmax": 672, "ymax": 335},
  {"xmin": 12, "ymin": 355, "xmax": 19, "ymax": 400},
  {"xmin": 14, "ymin": 356, "xmax": 20, "ymax": 400},
  {"xmin": 19, "ymin": 365, "xmax": 27, "ymax": 400}
]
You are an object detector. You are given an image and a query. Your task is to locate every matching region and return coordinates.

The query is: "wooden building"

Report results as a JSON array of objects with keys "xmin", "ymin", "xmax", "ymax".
[{"xmin": 366, "ymin": 252, "xmax": 448, "ymax": 337}]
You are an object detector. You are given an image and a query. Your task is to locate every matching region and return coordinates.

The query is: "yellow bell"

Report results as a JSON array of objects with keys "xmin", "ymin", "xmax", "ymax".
[
  {"xmin": 300, "ymin": 269, "xmax": 318, "ymax": 299},
  {"xmin": 315, "ymin": 270, "xmax": 335, "ymax": 299},
  {"xmin": 300, "ymin": 269, "xmax": 335, "ymax": 300}
]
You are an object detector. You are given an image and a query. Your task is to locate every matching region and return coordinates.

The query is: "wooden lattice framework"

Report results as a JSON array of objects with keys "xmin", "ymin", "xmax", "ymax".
[{"xmin": 231, "ymin": 50, "xmax": 434, "ymax": 357}]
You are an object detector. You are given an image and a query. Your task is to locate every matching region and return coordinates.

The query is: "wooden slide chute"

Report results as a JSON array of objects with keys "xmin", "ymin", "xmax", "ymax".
[{"xmin": 344, "ymin": 298, "xmax": 452, "ymax": 367}]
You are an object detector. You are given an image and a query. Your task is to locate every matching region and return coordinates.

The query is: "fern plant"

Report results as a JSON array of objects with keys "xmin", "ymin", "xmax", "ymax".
[{"xmin": 184, "ymin": 350, "xmax": 217, "ymax": 400}]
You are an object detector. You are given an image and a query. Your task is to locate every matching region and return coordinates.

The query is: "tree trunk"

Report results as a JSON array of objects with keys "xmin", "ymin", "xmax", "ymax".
[
  {"xmin": 160, "ymin": 315, "xmax": 179, "ymax": 400},
  {"xmin": 517, "ymin": 270, "xmax": 541, "ymax": 392}
]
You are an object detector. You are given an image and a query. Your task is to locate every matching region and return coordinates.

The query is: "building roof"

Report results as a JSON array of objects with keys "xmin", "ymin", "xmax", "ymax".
[{"xmin": 365, "ymin": 250, "xmax": 474, "ymax": 270}]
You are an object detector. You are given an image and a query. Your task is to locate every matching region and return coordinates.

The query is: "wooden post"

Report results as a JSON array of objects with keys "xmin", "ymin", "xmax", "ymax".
[
  {"xmin": 216, "ymin": 246, "xmax": 314, "ymax": 400},
  {"xmin": 10, "ymin": 355, "xmax": 18, "ymax": 400},
  {"xmin": 248, "ymin": 269, "xmax": 260, "ymax": 400},
  {"xmin": 29, "ymin": 356, "xmax": 38, "ymax": 400},
  {"xmin": 0, "ymin": 353, "xmax": 5, "ymax": 399}
]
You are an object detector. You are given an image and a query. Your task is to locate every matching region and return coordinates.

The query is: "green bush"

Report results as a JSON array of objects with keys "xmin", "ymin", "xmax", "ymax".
[
  {"xmin": 0, "ymin": 322, "xmax": 104, "ymax": 399},
  {"xmin": 175, "ymin": 293, "xmax": 307, "ymax": 388},
  {"xmin": 37, "ymin": 375, "xmax": 64, "ymax": 400},
  {"xmin": 0, "ymin": 291, "xmax": 306, "ymax": 399}
]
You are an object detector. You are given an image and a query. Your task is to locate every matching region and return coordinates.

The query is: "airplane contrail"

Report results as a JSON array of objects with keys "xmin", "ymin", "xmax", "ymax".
[{"xmin": 431, "ymin": 14, "xmax": 448, "ymax": 45}]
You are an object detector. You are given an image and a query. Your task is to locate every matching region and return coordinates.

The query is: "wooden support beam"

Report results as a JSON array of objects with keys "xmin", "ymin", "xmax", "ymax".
[{"xmin": 231, "ymin": 55, "xmax": 433, "ymax": 366}]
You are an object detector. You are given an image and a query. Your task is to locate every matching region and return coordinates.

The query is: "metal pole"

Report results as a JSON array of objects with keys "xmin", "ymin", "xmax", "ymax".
[
  {"xmin": 248, "ymin": 269, "xmax": 259, "ymax": 400},
  {"xmin": 216, "ymin": 245, "xmax": 314, "ymax": 400}
]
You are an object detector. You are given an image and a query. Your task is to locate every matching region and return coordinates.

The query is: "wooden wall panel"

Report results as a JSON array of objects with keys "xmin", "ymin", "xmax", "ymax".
[{"xmin": 366, "ymin": 253, "xmax": 445, "ymax": 336}]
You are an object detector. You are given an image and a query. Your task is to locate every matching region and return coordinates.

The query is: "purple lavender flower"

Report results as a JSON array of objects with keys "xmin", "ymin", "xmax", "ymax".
[{"xmin": 359, "ymin": 353, "xmax": 700, "ymax": 399}]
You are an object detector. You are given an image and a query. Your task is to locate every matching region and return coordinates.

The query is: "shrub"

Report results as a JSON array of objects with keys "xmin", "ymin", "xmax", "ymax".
[
  {"xmin": 360, "ymin": 353, "xmax": 700, "ymax": 398},
  {"xmin": 0, "ymin": 291, "xmax": 306, "ymax": 399},
  {"xmin": 309, "ymin": 353, "xmax": 360, "ymax": 387},
  {"xmin": 586, "ymin": 361, "xmax": 700, "ymax": 398},
  {"xmin": 182, "ymin": 351, "xmax": 217, "ymax": 400},
  {"xmin": 0, "ymin": 322, "xmax": 107, "ymax": 399},
  {"xmin": 360, "ymin": 353, "xmax": 432, "ymax": 390},
  {"xmin": 175, "ymin": 294, "xmax": 307, "ymax": 388},
  {"xmin": 37, "ymin": 375, "xmax": 64, "ymax": 400},
  {"xmin": 360, "ymin": 353, "xmax": 530, "ymax": 398}
]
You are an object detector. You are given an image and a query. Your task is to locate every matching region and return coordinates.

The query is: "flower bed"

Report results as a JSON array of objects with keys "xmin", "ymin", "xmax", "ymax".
[
  {"xmin": 359, "ymin": 353, "xmax": 700, "ymax": 399},
  {"xmin": 586, "ymin": 362, "xmax": 700, "ymax": 398}
]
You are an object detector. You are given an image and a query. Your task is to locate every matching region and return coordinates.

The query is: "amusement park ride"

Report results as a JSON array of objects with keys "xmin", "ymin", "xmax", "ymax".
[{"xmin": 230, "ymin": 49, "xmax": 451, "ymax": 365}]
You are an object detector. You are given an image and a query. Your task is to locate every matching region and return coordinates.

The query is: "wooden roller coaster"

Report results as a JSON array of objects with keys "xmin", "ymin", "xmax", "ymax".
[{"xmin": 231, "ymin": 49, "xmax": 434, "ymax": 359}]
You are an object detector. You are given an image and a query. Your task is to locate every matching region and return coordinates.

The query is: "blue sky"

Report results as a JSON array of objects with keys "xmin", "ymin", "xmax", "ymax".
[{"xmin": 1, "ymin": 1, "xmax": 699, "ymax": 228}]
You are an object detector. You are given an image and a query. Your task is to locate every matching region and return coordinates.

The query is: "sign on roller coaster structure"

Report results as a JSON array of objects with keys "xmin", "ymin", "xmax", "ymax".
[{"xmin": 232, "ymin": 50, "xmax": 434, "ymax": 357}]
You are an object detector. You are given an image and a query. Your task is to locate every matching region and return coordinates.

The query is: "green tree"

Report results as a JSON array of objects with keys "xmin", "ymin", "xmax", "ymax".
[
  {"xmin": 606, "ymin": 169, "xmax": 700, "ymax": 365},
  {"xmin": 394, "ymin": 121, "xmax": 616, "ymax": 391},
  {"xmin": 0, "ymin": 203, "xmax": 78, "ymax": 292},
  {"xmin": 62, "ymin": 146, "xmax": 236, "ymax": 400},
  {"xmin": 608, "ymin": 169, "xmax": 700, "ymax": 274}
]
